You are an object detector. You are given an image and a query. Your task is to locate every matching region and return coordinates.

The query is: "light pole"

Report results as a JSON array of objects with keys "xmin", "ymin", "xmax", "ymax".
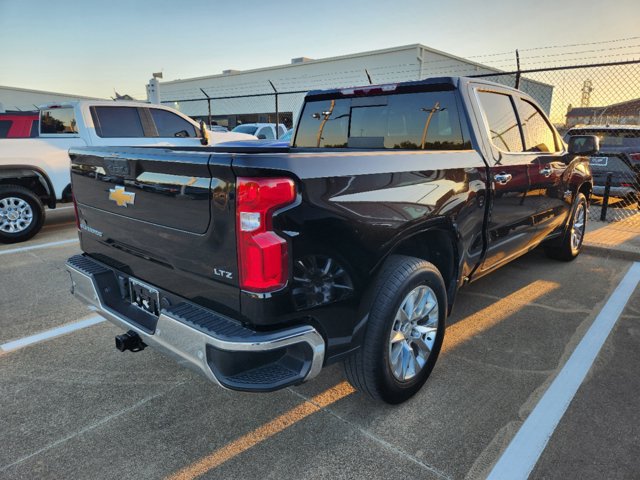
[
  {"xmin": 314, "ymin": 100, "xmax": 336, "ymax": 148},
  {"xmin": 420, "ymin": 102, "xmax": 445, "ymax": 149}
]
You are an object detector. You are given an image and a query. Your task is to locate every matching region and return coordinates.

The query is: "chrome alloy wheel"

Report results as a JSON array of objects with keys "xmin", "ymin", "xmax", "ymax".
[
  {"xmin": 388, "ymin": 285, "xmax": 439, "ymax": 382},
  {"xmin": 571, "ymin": 202, "xmax": 586, "ymax": 251},
  {"xmin": 0, "ymin": 197, "xmax": 34, "ymax": 234}
]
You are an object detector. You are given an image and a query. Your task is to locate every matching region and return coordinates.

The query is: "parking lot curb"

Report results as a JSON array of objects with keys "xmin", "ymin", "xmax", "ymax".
[{"xmin": 583, "ymin": 243, "xmax": 640, "ymax": 262}]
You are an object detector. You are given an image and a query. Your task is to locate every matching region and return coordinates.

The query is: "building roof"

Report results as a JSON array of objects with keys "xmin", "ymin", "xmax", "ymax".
[
  {"xmin": 0, "ymin": 85, "xmax": 103, "ymax": 100},
  {"xmin": 567, "ymin": 98, "xmax": 640, "ymax": 117},
  {"xmin": 160, "ymin": 43, "xmax": 508, "ymax": 86},
  {"xmin": 566, "ymin": 107, "xmax": 599, "ymax": 117},
  {"xmin": 567, "ymin": 124, "xmax": 640, "ymax": 131}
]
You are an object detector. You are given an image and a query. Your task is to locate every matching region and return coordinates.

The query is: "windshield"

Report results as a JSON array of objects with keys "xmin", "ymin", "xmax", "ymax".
[
  {"xmin": 280, "ymin": 129, "xmax": 292, "ymax": 141},
  {"xmin": 232, "ymin": 125, "xmax": 258, "ymax": 135}
]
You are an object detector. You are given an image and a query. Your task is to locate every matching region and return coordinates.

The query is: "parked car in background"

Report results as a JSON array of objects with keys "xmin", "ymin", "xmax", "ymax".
[
  {"xmin": 564, "ymin": 125, "xmax": 640, "ymax": 201},
  {"xmin": 66, "ymin": 77, "xmax": 593, "ymax": 404},
  {"xmin": 0, "ymin": 112, "xmax": 39, "ymax": 138},
  {"xmin": 0, "ymin": 101, "xmax": 255, "ymax": 243},
  {"xmin": 231, "ymin": 123, "xmax": 287, "ymax": 139}
]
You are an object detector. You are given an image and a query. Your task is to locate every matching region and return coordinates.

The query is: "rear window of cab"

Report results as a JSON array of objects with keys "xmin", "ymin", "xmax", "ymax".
[{"xmin": 294, "ymin": 90, "xmax": 470, "ymax": 150}]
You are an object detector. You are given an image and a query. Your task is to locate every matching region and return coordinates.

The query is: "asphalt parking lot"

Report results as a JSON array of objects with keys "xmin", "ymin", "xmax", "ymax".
[{"xmin": 1, "ymin": 208, "xmax": 638, "ymax": 480}]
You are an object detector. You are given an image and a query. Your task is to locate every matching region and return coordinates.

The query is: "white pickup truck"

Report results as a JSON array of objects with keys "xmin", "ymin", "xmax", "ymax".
[{"xmin": 0, "ymin": 100, "xmax": 255, "ymax": 243}]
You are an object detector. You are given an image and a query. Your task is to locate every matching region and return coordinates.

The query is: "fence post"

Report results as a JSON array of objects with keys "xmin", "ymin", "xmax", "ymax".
[
  {"xmin": 601, "ymin": 172, "xmax": 613, "ymax": 221},
  {"xmin": 514, "ymin": 49, "xmax": 521, "ymax": 89},
  {"xmin": 268, "ymin": 80, "xmax": 279, "ymax": 138},
  {"xmin": 199, "ymin": 88, "xmax": 212, "ymax": 128}
]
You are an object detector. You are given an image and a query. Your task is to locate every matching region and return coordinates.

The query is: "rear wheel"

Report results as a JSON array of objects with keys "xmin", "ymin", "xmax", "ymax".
[
  {"xmin": 0, "ymin": 185, "xmax": 45, "ymax": 244},
  {"xmin": 545, "ymin": 192, "xmax": 587, "ymax": 261},
  {"xmin": 344, "ymin": 255, "xmax": 446, "ymax": 404}
]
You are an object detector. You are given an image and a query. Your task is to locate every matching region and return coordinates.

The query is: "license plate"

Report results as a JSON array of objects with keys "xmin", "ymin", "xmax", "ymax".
[
  {"xmin": 129, "ymin": 278, "xmax": 160, "ymax": 317},
  {"xmin": 590, "ymin": 156, "xmax": 608, "ymax": 167}
]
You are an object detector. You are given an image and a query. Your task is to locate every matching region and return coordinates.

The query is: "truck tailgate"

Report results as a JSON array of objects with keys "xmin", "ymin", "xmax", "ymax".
[{"xmin": 69, "ymin": 146, "xmax": 240, "ymax": 313}]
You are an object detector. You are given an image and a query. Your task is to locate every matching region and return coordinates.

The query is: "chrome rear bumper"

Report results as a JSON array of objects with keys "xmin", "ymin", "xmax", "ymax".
[{"xmin": 66, "ymin": 255, "xmax": 325, "ymax": 392}]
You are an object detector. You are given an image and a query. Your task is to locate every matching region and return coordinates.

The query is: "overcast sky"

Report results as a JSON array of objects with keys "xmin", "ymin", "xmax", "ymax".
[{"xmin": 1, "ymin": 0, "xmax": 639, "ymax": 98}]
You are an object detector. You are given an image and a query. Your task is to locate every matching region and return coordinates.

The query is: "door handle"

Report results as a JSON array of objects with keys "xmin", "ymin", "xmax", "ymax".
[
  {"xmin": 540, "ymin": 166, "xmax": 553, "ymax": 177},
  {"xmin": 494, "ymin": 173, "xmax": 512, "ymax": 185}
]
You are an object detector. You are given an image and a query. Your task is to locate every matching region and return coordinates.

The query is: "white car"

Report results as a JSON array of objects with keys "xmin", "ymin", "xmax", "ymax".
[
  {"xmin": 0, "ymin": 101, "xmax": 255, "ymax": 243},
  {"xmin": 231, "ymin": 123, "xmax": 288, "ymax": 140}
]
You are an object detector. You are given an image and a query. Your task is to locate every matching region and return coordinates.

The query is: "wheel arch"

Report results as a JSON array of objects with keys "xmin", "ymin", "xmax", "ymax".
[
  {"xmin": 0, "ymin": 166, "xmax": 56, "ymax": 208},
  {"xmin": 372, "ymin": 222, "xmax": 461, "ymax": 313},
  {"xmin": 578, "ymin": 181, "xmax": 592, "ymax": 202}
]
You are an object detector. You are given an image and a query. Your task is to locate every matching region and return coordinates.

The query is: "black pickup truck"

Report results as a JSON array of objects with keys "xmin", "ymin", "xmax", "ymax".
[{"xmin": 66, "ymin": 77, "xmax": 594, "ymax": 404}]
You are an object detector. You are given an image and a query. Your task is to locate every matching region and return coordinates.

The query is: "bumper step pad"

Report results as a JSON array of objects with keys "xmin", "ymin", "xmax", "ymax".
[{"xmin": 66, "ymin": 254, "xmax": 325, "ymax": 392}]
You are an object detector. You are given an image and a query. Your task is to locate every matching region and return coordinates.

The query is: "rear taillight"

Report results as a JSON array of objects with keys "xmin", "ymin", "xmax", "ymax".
[
  {"xmin": 72, "ymin": 193, "xmax": 80, "ymax": 230},
  {"xmin": 236, "ymin": 177, "xmax": 296, "ymax": 293},
  {"xmin": 629, "ymin": 153, "xmax": 640, "ymax": 162}
]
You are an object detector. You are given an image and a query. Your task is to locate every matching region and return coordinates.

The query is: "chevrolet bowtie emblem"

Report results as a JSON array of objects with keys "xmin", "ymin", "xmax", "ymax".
[{"xmin": 109, "ymin": 186, "xmax": 135, "ymax": 207}]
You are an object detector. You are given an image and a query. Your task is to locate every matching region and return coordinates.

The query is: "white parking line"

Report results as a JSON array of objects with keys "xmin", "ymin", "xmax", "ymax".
[
  {"xmin": 0, "ymin": 238, "xmax": 78, "ymax": 256},
  {"xmin": 0, "ymin": 315, "xmax": 105, "ymax": 353},
  {"xmin": 487, "ymin": 262, "xmax": 640, "ymax": 480}
]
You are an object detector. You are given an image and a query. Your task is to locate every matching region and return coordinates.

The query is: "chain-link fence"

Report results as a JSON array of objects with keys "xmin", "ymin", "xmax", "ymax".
[
  {"xmin": 470, "ymin": 60, "xmax": 640, "ymax": 225},
  {"xmin": 162, "ymin": 60, "xmax": 640, "ymax": 226}
]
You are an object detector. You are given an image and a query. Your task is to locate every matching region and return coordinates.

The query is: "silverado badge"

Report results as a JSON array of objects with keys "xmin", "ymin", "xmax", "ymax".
[{"xmin": 109, "ymin": 186, "xmax": 135, "ymax": 207}]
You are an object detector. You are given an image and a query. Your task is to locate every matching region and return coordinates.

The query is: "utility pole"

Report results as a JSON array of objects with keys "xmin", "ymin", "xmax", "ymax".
[
  {"xmin": 581, "ymin": 80, "xmax": 593, "ymax": 107},
  {"xmin": 515, "ymin": 50, "xmax": 521, "ymax": 89}
]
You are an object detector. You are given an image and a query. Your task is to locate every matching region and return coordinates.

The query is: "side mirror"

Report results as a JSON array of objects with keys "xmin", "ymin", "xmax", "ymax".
[
  {"xmin": 257, "ymin": 134, "xmax": 267, "ymax": 140},
  {"xmin": 568, "ymin": 135, "xmax": 599, "ymax": 155}
]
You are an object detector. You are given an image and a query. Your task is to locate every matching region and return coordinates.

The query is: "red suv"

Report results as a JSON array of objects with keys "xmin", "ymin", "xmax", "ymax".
[{"xmin": 0, "ymin": 112, "xmax": 39, "ymax": 138}]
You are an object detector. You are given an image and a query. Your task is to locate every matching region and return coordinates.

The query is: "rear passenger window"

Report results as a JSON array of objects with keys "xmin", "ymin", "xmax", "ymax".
[
  {"xmin": 149, "ymin": 109, "xmax": 197, "ymax": 138},
  {"xmin": 295, "ymin": 91, "xmax": 467, "ymax": 149},
  {"xmin": 91, "ymin": 107, "xmax": 145, "ymax": 137},
  {"xmin": 40, "ymin": 108, "xmax": 78, "ymax": 134},
  {"xmin": 477, "ymin": 91, "xmax": 523, "ymax": 153},
  {"xmin": 518, "ymin": 99, "xmax": 558, "ymax": 153}
]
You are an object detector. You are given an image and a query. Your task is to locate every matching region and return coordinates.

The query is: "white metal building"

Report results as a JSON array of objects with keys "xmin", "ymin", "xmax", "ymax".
[
  {"xmin": 0, "ymin": 85, "xmax": 103, "ymax": 112},
  {"xmin": 153, "ymin": 44, "xmax": 553, "ymax": 128}
]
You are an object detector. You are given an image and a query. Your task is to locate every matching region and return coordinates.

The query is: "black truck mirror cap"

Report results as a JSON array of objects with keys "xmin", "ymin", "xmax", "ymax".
[{"xmin": 568, "ymin": 135, "xmax": 599, "ymax": 155}]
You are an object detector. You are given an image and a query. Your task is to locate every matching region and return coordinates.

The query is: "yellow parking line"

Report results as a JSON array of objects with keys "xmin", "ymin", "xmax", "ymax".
[
  {"xmin": 166, "ymin": 381, "xmax": 355, "ymax": 480},
  {"xmin": 166, "ymin": 279, "xmax": 559, "ymax": 480}
]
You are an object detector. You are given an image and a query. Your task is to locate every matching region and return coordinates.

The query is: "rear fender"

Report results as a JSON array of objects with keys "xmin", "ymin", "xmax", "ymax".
[
  {"xmin": 351, "ymin": 221, "xmax": 461, "ymax": 350},
  {"xmin": 0, "ymin": 166, "xmax": 56, "ymax": 208}
]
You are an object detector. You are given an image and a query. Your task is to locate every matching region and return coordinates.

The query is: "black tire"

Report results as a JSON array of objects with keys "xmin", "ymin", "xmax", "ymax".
[
  {"xmin": 344, "ymin": 255, "xmax": 447, "ymax": 404},
  {"xmin": 0, "ymin": 185, "xmax": 46, "ymax": 244},
  {"xmin": 545, "ymin": 192, "xmax": 587, "ymax": 261}
]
